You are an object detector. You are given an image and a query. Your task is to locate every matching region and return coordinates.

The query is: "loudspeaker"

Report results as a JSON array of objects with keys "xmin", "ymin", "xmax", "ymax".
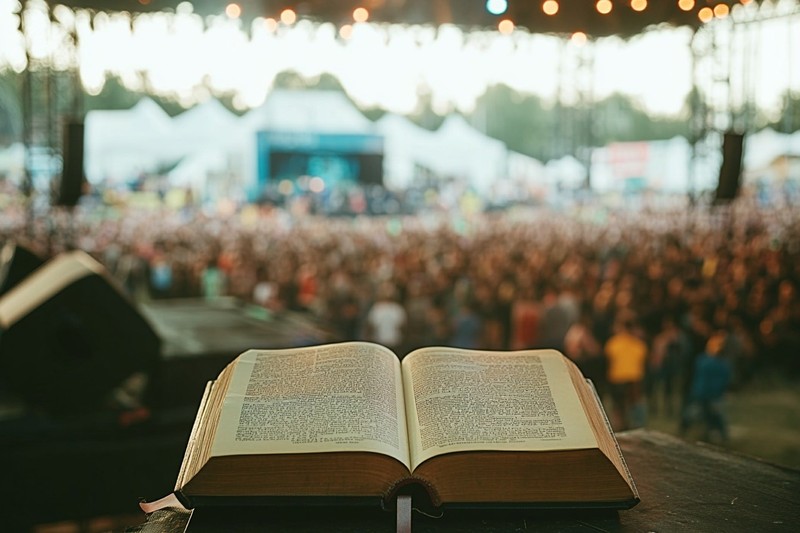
[
  {"xmin": 0, "ymin": 242, "xmax": 45, "ymax": 298},
  {"xmin": 56, "ymin": 121, "xmax": 85, "ymax": 207},
  {"xmin": 715, "ymin": 131, "xmax": 745, "ymax": 203},
  {"xmin": 0, "ymin": 250, "xmax": 161, "ymax": 413}
]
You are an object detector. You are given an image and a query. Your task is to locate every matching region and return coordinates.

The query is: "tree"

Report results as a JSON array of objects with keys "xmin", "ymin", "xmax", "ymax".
[
  {"xmin": 591, "ymin": 93, "xmax": 690, "ymax": 145},
  {"xmin": 83, "ymin": 75, "xmax": 142, "ymax": 114},
  {"xmin": 770, "ymin": 91, "xmax": 800, "ymax": 134},
  {"xmin": 473, "ymin": 85, "xmax": 558, "ymax": 161},
  {"xmin": 469, "ymin": 85, "xmax": 693, "ymax": 162},
  {"xmin": 0, "ymin": 71, "xmax": 23, "ymax": 146}
]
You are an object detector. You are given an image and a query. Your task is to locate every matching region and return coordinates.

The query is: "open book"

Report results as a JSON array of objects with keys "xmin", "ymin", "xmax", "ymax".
[{"xmin": 173, "ymin": 342, "xmax": 638, "ymax": 511}]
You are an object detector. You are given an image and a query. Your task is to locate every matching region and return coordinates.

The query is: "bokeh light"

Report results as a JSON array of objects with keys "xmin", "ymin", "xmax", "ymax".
[
  {"xmin": 498, "ymin": 19, "xmax": 514, "ymax": 35},
  {"xmin": 353, "ymin": 7, "xmax": 369, "ymax": 23},
  {"xmin": 543, "ymin": 1, "xmax": 559, "ymax": 16},
  {"xmin": 571, "ymin": 31, "xmax": 588, "ymax": 45},
  {"xmin": 280, "ymin": 9, "xmax": 297, "ymax": 25},
  {"xmin": 339, "ymin": 24, "xmax": 353, "ymax": 39},
  {"xmin": 486, "ymin": 0, "xmax": 509, "ymax": 16},
  {"xmin": 309, "ymin": 177, "xmax": 326, "ymax": 193},
  {"xmin": 264, "ymin": 17, "xmax": 278, "ymax": 32},
  {"xmin": 278, "ymin": 180, "xmax": 294, "ymax": 196},
  {"xmin": 225, "ymin": 3, "xmax": 241, "ymax": 19},
  {"xmin": 597, "ymin": 0, "xmax": 613, "ymax": 15}
]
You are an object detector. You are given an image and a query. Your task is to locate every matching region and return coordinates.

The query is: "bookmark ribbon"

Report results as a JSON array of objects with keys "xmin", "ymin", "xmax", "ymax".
[
  {"xmin": 396, "ymin": 495, "xmax": 412, "ymax": 533},
  {"xmin": 139, "ymin": 492, "xmax": 186, "ymax": 514}
]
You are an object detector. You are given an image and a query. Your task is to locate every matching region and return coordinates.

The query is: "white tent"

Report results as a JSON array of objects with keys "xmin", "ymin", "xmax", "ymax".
[
  {"xmin": 426, "ymin": 115, "xmax": 508, "ymax": 193},
  {"xmin": 0, "ymin": 142, "xmax": 25, "ymax": 183},
  {"xmin": 86, "ymin": 98, "xmax": 247, "ymax": 188},
  {"xmin": 167, "ymin": 99, "xmax": 242, "ymax": 160},
  {"xmin": 83, "ymin": 92, "xmax": 520, "ymax": 198},
  {"xmin": 587, "ymin": 130, "xmax": 800, "ymax": 195},
  {"xmin": 376, "ymin": 113, "xmax": 512, "ymax": 194},
  {"xmin": 743, "ymin": 128, "xmax": 800, "ymax": 172},
  {"xmin": 168, "ymin": 149, "xmax": 229, "ymax": 188},
  {"xmin": 545, "ymin": 155, "xmax": 587, "ymax": 190},
  {"xmin": 241, "ymin": 89, "xmax": 375, "ymax": 133},
  {"xmin": 375, "ymin": 113, "xmax": 437, "ymax": 190},
  {"xmin": 85, "ymin": 98, "xmax": 174, "ymax": 183},
  {"xmin": 507, "ymin": 150, "xmax": 547, "ymax": 192},
  {"xmin": 590, "ymin": 137, "xmax": 694, "ymax": 193}
]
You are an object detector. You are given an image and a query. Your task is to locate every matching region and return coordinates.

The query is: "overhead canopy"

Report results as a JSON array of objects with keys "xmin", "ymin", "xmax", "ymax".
[
  {"xmin": 43, "ymin": 0, "xmax": 766, "ymax": 38},
  {"xmin": 242, "ymin": 89, "xmax": 375, "ymax": 133},
  {"xmin": 376, "ymin": 113, "xmax": 508, "ymax": 192}
]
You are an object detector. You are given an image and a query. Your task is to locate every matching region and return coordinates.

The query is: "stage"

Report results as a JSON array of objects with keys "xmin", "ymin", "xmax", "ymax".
[
  {"xmin": 140, "ymin": 297, "xmax": 331, "ymax": 408},
  {"xmin": 0, "ymin": 297, "xmax": 331, "ymax": 530}
]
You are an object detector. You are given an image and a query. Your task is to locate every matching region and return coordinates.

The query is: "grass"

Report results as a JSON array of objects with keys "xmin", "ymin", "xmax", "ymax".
[{"xmin": 635, "ymin": 375, "xmax": 800, "ymax": 470}]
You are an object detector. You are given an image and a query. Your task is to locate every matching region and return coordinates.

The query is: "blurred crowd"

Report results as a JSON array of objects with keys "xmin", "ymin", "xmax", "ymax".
[{"xmin": 2, "ymin": 194, "xmax": 799, "ymax": 436}]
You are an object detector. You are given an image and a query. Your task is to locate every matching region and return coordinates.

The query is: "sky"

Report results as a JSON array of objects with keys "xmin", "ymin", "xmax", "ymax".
[{"xmin": 0, "ymin": 0, "xmax": 798, "ymax": 118}]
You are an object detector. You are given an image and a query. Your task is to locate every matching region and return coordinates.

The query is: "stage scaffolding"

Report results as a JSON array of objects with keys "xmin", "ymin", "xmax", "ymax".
[
  {"xmin": 14, "ymin": 1, "xmax": 800, "ymax": 208},
  {"xmin": 18, "ymin": 0, "xmax": 83, "ymax": 220},
  {"xmin": 689, "ymin": 2, "xmax": 800, "ymax": 201}
]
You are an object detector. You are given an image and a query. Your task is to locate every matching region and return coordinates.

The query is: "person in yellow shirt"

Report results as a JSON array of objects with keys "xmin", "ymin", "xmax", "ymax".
[{"xmin": 604, "ymin": 316, "xmax": 648, "ymax": 431}]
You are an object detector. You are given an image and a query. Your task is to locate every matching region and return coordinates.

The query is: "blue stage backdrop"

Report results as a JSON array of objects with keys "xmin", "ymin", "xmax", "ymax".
[{"xmin": 255, "ymin": 131, "xmax": 384, "ymax": 200}]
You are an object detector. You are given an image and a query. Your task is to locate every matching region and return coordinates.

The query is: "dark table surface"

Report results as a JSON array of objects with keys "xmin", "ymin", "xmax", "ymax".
[{"xmin": 130, "ymin": 429, "xmax": 800, "ymax": 532}]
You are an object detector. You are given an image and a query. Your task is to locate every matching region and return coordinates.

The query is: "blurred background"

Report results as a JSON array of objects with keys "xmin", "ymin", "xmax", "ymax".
[{"xmin": 0, "ymin": 1, "xmax": 799, "ymax": 531}]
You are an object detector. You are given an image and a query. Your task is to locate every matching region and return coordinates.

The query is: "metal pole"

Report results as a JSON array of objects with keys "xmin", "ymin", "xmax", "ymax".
[{"xmin": 20, "ymin": 0, "xmax": 35, "ymax": 236}]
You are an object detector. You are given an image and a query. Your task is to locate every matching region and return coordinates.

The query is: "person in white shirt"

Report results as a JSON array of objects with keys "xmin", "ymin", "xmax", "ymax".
[{"xmin": 365, "ymin": 282, "xmax": 407, "ymax": 356}]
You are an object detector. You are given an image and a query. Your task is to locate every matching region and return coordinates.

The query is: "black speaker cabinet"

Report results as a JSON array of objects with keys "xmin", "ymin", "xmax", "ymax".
[
  {"xmin": 56, "ymin": 121, "xmax": 85, "ymax": 207},
  {"xmin": 0, "ymin": 250, "xmax": 161, "ymax": 413},
  {"xmin": 715, "ymin": 131, "xmax": 745, "ymax": 203},
  {"xmin": 0, "ymin": 242, "xmax": 44, "ymax": 298}
]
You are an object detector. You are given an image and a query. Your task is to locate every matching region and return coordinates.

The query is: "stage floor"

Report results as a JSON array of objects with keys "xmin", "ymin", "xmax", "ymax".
[
  {"xmin": 140, "ymin": 297, "xmax": 329, "ymax": 360},
  {"xmin": 139, "ymin": 297, "xmax": 332, "ymax": 408}
]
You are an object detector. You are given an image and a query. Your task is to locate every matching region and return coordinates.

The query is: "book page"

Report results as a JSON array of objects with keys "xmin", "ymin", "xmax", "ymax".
[
  {"xmin": 402, "ymin": 348, "xmax": 597, "ymax": 470},
  {"xmin": 211, "ymin": 342, "xmax": 410, "ymax": 470}
]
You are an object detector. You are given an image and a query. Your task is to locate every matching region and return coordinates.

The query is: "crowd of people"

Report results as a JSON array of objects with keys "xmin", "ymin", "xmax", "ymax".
[{"xmin": 2, "ymin": 191, "xmax": 799, "ymax": 438}]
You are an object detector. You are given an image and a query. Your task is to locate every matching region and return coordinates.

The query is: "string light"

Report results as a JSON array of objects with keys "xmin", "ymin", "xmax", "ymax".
[
  {"xmin": 698, "ymin": 7, "xmax": 714, "ymax": 22},
  {"xmin": 630, "ymin": 0, "xmax": 647, "ymax": 12},
  {"xmin": 714, "ymin": 3, "xmax": 730, "ymax": 17},
  {"xmin": 280, "ymin": 8, "xmax": 297, "ymax": 25},
  {"xmin": 542, "ymin": 1, "xmax": 559, "ymax": 16},
  {"xmin": 339, "ymin": 24, "xmax": 353, "ymax": 39},
  {"xmin": 498, "ymin": 18, "xmax": 514, "ymax": 35},
  {"xmin": 596, "ymin": 0, "xmax": 613, "ymax": 14},
  {"xmin": 571, "ymin": 31, "xmax": 588, "ymax": 45},
  {"xmin": 225, "ymin": 3, "xmax": 241, "ymax": 19},
  {"xmin": 677, "ymin": 0, "xmax": 695, "ymax": 11},
  {"xmin": 486, "ymin": 0, "xmax": 509, "ymax": 16},
  {"xmin": 264, "ymin": 17, "xmax": 278, "ymax": 32},
  {"xmin": 353, "ymin": 7, "xmax": 369, "ymax": 23}
]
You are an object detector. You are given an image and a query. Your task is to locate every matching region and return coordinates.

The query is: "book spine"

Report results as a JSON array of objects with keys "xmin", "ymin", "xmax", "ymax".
[{"xmin": 383, "ymin": 476, "xmax": 442, "ymax": 511}]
